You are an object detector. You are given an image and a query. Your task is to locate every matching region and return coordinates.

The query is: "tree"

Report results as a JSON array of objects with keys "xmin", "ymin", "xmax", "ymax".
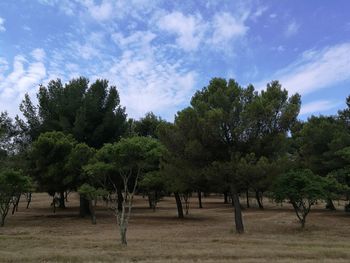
[
  {"xmin": 158, "ymin": 110, "xmax": 211, "ymax": 217},
  {"xmin": 0, "ymin": 169, "xmax": 32, "ymax": 226},
  {"xmin": 84, "ymin": 137, "xmax": 164, "ymax": 245},
  {"xmin": 273, "ymin": 169, "xmax": 340, "ymax": 228},
  {"xmin": 30, "ymin": 131, "xmax": 76, "ymax": 209},
  {"xmin": 139, "ymin": 172, "xmax": 166, "ymax": 211},
  {"xmin": 19, "ymin": 77, "xmax": 128, "ymax": 148},
  {"xmin": 77, "ymin": 183, "xmax": 107, "ymax": 224},
  {"xmin": 133, "ymin": 112, "xmax": 165, "ymax": 138},
  {"xmin": 294, "ymin": 115, "xmax": 350, "ymax": 210}
]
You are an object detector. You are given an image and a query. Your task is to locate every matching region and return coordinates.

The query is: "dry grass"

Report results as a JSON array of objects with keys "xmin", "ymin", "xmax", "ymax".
[{"xmin": 0, "ymin": 193, "xmax": 349, "ymax": 262}]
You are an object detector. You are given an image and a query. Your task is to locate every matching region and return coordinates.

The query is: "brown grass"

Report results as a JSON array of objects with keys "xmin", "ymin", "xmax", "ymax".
[{"xmin": 0, "ymin": 193, "xmax": 349, "ymax": 262}]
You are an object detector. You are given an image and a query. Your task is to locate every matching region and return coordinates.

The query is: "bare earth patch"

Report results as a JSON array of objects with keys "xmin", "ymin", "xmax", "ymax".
[{"xmin": 0, "ymin": 193, "xmax": 349, "ymax": 262}]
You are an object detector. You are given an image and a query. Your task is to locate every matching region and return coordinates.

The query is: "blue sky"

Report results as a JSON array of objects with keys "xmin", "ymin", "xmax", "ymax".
[{"xmin": 0, "ymin": 0, "xmax": 349, "ymax": 120}]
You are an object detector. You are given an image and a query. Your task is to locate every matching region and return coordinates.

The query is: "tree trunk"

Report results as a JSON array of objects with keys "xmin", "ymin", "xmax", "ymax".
[
  {"xmin": 174, "ymin": 192, "xmax": 184, "ymax": 218},
  {"xmin": 120, "ymin": 225, "xmax": 127, "ymax": 246},
  {"xmin": 224, "ymin": 191, "xmax": 228, "ymax": 204},
  {"xmin": 88, "ymin": 200, "xmax": 96, "ymax": 225},
  {"xmin": 345, "ymin": 202, "xmax": 350, "ymax": 212},
  {"xmin": 117, "ymin": 188, "xmax": 123, "ymax": 211},
  {"xmin": 326, "ymin": 199, "xmax": 336, "ymax": 210},
  {"xmin": 12, "ymin": 194, "xmax": 21, "ymax": 215},
  {"xmin": 197, "ymin": 190, "xmax": 203, "ymax": 208},
  {"xmin": 232, "ymin": 190, "xmax": 244, "ymax": 234},
  {"xmin": 26, "ymin": 193, "xmax": 32, "ymax": 209},
  {"xmin": 255, "ymin": 191, "xmax": 264, "ymax": 209},
  {"xmin": 148, "ymin": 194, "xmax": 153, "ymax": 209},
  {"xmin": 0, "ymin": 215, "xmax": 5, "ymax": 227},
  {"xmin": 79, "ymin": 195, "xmax": 91, "ymax": 217},
  {"xmin": 246, "ymin": 189, "xmax": 250, "ymax": 208},
  {"xmin": 58, "ymin": 191, "xmax": 65, "ymax": 208}
]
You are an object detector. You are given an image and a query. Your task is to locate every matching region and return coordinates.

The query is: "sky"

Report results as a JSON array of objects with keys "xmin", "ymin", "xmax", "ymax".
[{"xmin": 0, "ymin": 0, "xmax": 350, "ymax": 121}]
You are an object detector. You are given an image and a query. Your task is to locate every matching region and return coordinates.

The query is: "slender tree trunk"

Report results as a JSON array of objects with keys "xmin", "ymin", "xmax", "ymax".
[
  {"xmin": 12, "ymin": 194, "xmax": 21, "ymax": 215},
  {"xmin": 232, "ymin": 189, "xmax": 244, "ymax": 234},
  {"xmin": 58, "ymin": 191, "xmax": 65, "ymax": 208},
  {"xmin": 148, "ymin": 194, "xmax": 153, "ymax": 209},
  {"xmin": 197, "ymin": 190, "xmax": 203, "ymax": 208},
  {"xmin": 88, "ymin": 200, "xmax": 96, "ymax": 225},
  {"xmin": 26, "ymin": 193, "xmax": 32, "ymax": 209},
  {"xmin": 174, "ymin": 192, "xmax": 184, "ymax": 218},
  {"xmin": 120, "ymin": 225, "xmax": 127, "ymax": 246},
  {"xmin": 326, "ymin": 199, "xmax": 336, "ymax": 210},
  {"xmin": 224, "ymin": 191, "xmax": 228, "ymax": 204},
  {"xmin": 0, "ymin": 215, "xmax": 5, "ymax": 227},
  {"xmin": 79, "ymin": 195, "xmax": 91, "ymax": 217},
  {"xmin": 345, "ymin": 202, "xmax": 350, "ymax": 212},
  {"xmin": 117, "ymin": 187, "xmax": 123, "ymax": 211},
  {"xmin": 255, "ymin": 191, "xmax": 264, "ymax": 209},
  {"xmin": 246, "ymin": 189, "xmax": 250, "ymax": 208}
]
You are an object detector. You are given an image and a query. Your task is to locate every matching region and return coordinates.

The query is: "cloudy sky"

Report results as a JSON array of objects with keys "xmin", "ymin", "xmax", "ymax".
[{"xmin": 0, "ymin": 0, "xmax": 349, "ymax": 120}]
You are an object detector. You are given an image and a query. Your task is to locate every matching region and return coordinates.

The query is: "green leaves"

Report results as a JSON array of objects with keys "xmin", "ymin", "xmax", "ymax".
[
  {"xmin": 0, "ymin": 169, "xmax": 32, "ymax": 226},
  {"xmin": 78, "ymin": 183, "xmax": 108, "ymax": 200},
  {"xmin": 273, "ymin": 169, "xmax": 329, "ymax": 203},
  {"xmin": 20, "ymin": 77, "xmax": 128, "ymax": 148}
]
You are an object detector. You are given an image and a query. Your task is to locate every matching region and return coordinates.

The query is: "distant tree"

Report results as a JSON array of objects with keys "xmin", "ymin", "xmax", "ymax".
[
  {"xmin": 273, "ymin": 169, "xmax": 343, "ymax": 228},
  {"xmin": 30, "ymin": 131, "xmax": 76, "ymax": 209},
  {"xmin": 134, "ymin": 112, "xmax": 165, "ymax": 138},
  {"xmin": 77, "ymin": 183, "xmax": 107, "ymax": 224},
  {"xmin": 139, "ymin": 171, "xmax": 165, "ymax": 211},
  {"xmin": 0, "ymin": 169, "xmax": 32, "ymax": 226},
  {"xmin": 294, "ymin": 115, "xmax": 350, "ymax": 210},
  {"xmin": 0, "ymin": 112, "xmax": 16, "ymax": 158},
  {"xmin": 19, "ymin": 77, "xmax": 128, "ymax": 148}
]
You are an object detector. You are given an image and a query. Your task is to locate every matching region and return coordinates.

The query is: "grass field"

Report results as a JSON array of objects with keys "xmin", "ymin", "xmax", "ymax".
[{"xmin": 0, "ymin": 193, "xmax": 349, "ymax": 262}]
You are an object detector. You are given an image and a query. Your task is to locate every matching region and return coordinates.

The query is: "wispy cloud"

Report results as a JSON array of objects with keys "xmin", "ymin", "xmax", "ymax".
[
  {"xmin": 158, "ymin": 12, "xmax": 206, "ymax": 52},
  {"xmin": 285, "ymin": 20, "xmax": 300, "ymax": 37},
  {"xmin": 0, "ymin": 51, "xmax": 46, "ymax": 114},
  {"xmin": 0, "ymin": 17, "xmax": 5, "ymax": 32},
  {"xmin": 257, "ymin": 43, "xmax": 350, "ymax": 96},
  {"xmin": 210, "ymin": 12, "xmax": 248, "ymax": 45},
  {"xmin": 105, "ymin": 30, "xmax": 197, "ymax": 119},
  {"xmin": 300, "ymin": 100, "xmax": 342, "ymax": 115}
]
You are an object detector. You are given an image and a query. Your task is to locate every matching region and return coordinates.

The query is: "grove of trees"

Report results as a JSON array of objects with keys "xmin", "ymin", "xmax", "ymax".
[{"xmin": 1, "ymin": 77, "xmax": 349, "ymax": 245}]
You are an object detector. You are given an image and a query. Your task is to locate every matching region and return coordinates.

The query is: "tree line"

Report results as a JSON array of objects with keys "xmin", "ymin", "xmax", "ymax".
[{"xmin": 0, "ymin": 77, "xmax": 349, "ymax": 245}]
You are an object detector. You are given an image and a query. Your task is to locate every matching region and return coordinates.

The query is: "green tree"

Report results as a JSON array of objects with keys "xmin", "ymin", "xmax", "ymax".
[
  {"xmin": 30, "ymin": 131, "xmax": 76, "ymax": 208},
  {"xmin": 77, "ymin": 183, "xmax": 107, "ymax": 224},
  {"xmin": 19, "ymin": 77, "xmax": 127, "ymax": 148},
  {"xmin": 0, "ymin": 169, "xmax": 32, "ymax": 226},
  {"xmin": 133, "ymin": 112, "xmax": 165, "ymax": 138},
  {"xmin": 294, "ymin": 115, "xmax": 350, "ymax": 209},
  {"xmin": 273, "ymin": 169, "xmax": 342, "ymax": 228},
  {"xmin": 84, "ymin": 137, "xmax": 164, "ymax": 245}
]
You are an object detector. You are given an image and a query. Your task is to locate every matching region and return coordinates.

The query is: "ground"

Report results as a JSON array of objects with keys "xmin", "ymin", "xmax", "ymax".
[{"xmin": 0, "ymin": 193, "xmax": 349, "ymax": 263}]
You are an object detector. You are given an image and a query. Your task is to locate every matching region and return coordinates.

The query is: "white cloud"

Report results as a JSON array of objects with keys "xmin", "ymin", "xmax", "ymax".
[
  {"xmin": 82, "ymin": 0, "xmax": 113, "ymax": 21},
  {"xmin": 256, "ymin": 43, "xmax": 350, "ymax": 96},
  {"xmin": 300, "ymin": 100, "xmax": 341, "ymax": 115},
  {"xmin": 0, "ymin": 52, "xmax": 46, "ymax": 115},
  {"xmin": 285, "ymin": 21, "xmax": 300, "ymax": 37},
  {"xmin": 158, "ymin": 12, "xmax": 206, "ymax": 52},
  {"xmin": 210, "ymin": 12, "xmax": 248, "ymax": 45},
  {"xmin": 38, "ymin": 0, "xmax": 77, "ymax": 15},
  {"xmin": 269, "ymin": 13, "xmax": 277, "ymax": 19},
  {"xmin": 106, "ymin": 30, "xmax": 197, "ymax": 119},
  {"xmin": 252, "ymin": 6, "xmax": 268, "ymax": 20},
  {"xmin": 0, "ymin": 17, "xmax": 5, "ymax": 32},
  {"xmin": 31, "ymin": 48, "xmax": 46, "ymax": 61}
]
